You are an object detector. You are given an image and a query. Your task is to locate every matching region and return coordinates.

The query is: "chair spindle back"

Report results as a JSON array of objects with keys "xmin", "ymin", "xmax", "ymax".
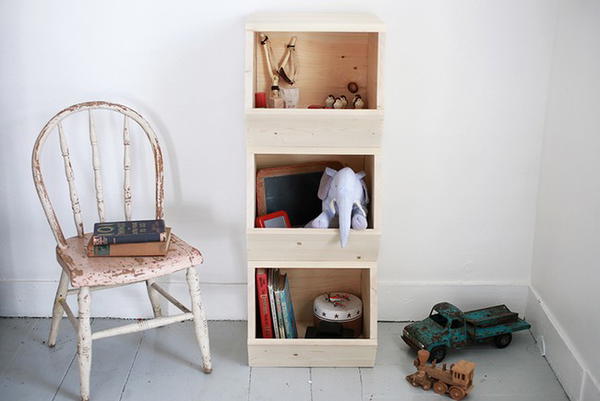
[{"xmin": 32, "ymin": 101, "xmax": 164, "ymax": 249}]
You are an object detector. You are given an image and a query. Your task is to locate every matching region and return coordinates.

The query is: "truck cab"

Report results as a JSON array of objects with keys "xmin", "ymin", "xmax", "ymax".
[
  {"xmin": 402, "ymin": 303, "xmax": 468, "ymax": 361},
  {"xmin": 431, "ymin": 303, "xmax": 469, "ymax": 348}
]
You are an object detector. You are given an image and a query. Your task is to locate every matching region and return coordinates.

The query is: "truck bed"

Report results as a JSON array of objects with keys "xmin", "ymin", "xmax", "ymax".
[
  {"xmin": 468, "ymin": 318, "xmax": 531, "ymax": 340},
  {"xmin": 464, "ymin": 305, "xmax": 518, "ymax": 328}
]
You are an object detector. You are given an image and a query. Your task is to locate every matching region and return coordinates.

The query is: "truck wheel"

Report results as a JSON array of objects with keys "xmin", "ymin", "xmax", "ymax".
[
  {"xmin": 429, "ymin": 346, "xmax": 447, "ymax": 362},
  {"xmin": 494, "ymin": 333, "xmax": 512, "ymax": 348},
  {"xmin": 449, "ymin": 386, "xmax": 466, "ymax": 400}
]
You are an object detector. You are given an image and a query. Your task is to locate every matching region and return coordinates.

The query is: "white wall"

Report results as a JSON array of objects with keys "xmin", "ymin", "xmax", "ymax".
[
  {"xmin": 0, "ymin": 0, "xmax": 557, "ymax": 320},
  {"xmin": 529, "ymin": 0, "xmax": 600, "ymax": 399}
]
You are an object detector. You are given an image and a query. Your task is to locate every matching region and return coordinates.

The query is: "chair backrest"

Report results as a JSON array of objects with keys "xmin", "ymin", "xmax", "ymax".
[{"xmin": 32, "ymin": 101, "xmax": 164, "ymax": 249}]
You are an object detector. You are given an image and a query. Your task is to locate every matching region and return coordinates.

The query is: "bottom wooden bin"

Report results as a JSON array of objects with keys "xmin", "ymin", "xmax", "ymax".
[{"xmin": 248, "ymin": 261, "xmax": 378, "ymax": 367}]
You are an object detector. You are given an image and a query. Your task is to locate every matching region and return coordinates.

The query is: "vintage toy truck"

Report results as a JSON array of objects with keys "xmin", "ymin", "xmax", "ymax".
[{"xmin": 402, "ymin": 302, "xmax": 531, "ymax": 362}]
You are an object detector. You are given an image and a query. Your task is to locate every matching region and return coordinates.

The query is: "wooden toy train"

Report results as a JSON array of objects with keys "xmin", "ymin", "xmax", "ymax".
[{"xmin": 406, "ymin": 349, "xmax": 476, "ymax": 400}]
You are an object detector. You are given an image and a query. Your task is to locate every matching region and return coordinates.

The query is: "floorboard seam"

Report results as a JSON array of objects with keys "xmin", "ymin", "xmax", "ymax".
[
  {"xmin": 246, "ymin": 367, "xmax": 252, "ymax": 401},
  {"xmin": 50, "ymin": 318, "xmax": 96, "ymax": 401},
  {"xmin": 309, "ymin": 368, "xmax": 313, "ymax": 401},
  {"xmin": 50, "ymin": 352, "xmax": 77, "ymax": 401},
  {"xmin": 118, "ymin": 330, "xmax": 144, "ymax": 401},
  {"xmin": 359, "ymin": 367, "xmax": 365, "ymax": 401}
]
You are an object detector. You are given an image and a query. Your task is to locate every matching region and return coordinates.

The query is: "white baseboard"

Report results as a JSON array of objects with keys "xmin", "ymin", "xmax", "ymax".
[
  {"xmin": 526, "ymin": 286, "xmax": 600, "ymax": 401},
  {"xmin": 0, "ymin": 279, "xmax": 528, "ymax": 321},
  {"xmin": 378, "ymin": 281, "xmax": 529, "ymax": 321},
  {"xmin": 0, "ymin": 279, "xmax": 247, "ymax": 320}
]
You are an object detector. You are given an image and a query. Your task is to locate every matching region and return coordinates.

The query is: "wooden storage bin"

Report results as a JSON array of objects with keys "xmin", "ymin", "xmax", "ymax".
[
  {"xmin": 244, "ymin": 14, "xmax": 385, "ymax": 147},
  {"xmin": 247, "ymin": 150, "xmax": 381, "ymax": 261},
  {"xmin": 248, "ymin": 262, "xmax": 377, "ymax": 367},
  {"xmin": 252, "ymin": 32, "xmax": 381, "ymax": 110}
]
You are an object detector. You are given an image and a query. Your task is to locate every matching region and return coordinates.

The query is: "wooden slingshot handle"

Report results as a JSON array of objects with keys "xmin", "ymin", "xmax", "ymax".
[
  {"xmin": 278, "ymin": 36, "xmax": 297, "ymax": 85},
  {"xmin": 260, "ymin": 34, "xmax": 279, "ymax": 90},
  {"xmin": 278, "ymin": 36, "xmax": 297, "ymax": 70}
]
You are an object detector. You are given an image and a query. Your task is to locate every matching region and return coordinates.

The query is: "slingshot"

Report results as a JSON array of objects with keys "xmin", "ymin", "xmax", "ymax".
[{"xmin": 260, "ymin": 34, "xmax": 298, "ymax": 91}]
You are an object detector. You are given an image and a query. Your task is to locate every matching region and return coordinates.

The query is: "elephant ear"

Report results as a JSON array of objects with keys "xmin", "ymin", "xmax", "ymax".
[
  {"xmin": 317, "ymin": 167, "xmax": 337, "ymax": 200},
  {"xmin": 356, "ymin": 171, "xmax": 369, "ymax": 204}
]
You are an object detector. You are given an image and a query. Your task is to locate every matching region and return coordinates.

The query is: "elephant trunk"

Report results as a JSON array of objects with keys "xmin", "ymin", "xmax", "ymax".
[{"xmin": 337, "ymin": 197, "xmax": 353, "ymax": 248}]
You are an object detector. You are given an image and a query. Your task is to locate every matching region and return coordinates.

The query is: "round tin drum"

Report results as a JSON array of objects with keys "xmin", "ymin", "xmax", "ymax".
[{"xmin": 313, "ymin": 292, "xmax": 362, "ymax": 338}]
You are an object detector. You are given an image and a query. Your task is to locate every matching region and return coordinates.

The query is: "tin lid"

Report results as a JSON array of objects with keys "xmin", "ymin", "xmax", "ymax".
[{"xmin": 313, "ymin": 292, "xmax": 362, "ymax": 322}]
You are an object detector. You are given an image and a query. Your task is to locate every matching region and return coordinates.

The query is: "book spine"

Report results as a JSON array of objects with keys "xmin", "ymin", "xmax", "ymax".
[
  {"xmin": 92, "ymin": 231, "xmax": 164, "ymax": 245},
  {"xmin": 255, "ymin": 269, "xmax": 273, "ymax": 339},
  {"xmin": 282, "ymin": 277, "xmax": 298, "ymax": 338},
  {"xmin": 268, "ymin": 269, "xmax": 279, "ymax": 339},
  {"xmin": 274, "ymin": 289, "xmax": 286, "ymax": 339}
]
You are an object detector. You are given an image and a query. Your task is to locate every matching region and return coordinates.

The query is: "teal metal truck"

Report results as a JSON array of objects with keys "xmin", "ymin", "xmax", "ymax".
[{"xmin": 401, "ymin": 302, "xmax": 531, "ymax": 362}]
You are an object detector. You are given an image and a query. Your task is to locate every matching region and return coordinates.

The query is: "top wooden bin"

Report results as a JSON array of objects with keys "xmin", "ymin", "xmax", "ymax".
[{"xmin": 245, "ymin": 13, "xmax": 385, "ymax": 147}]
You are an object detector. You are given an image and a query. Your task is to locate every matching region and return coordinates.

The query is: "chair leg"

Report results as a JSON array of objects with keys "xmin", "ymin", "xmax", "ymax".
[
  {"xmin": 186, "ymin": 267, "xmax": 212, "ymax": 373},
  {"xmin": 48, "ymin": 270, "xmax": 70, "ymax": 347},
  {"xmin": 145, "ymin": 279, "xmax": 162, "ymax": 317},
  {"xmin": 78, "ymin": 287, "xmax": 92, "ymax": 401}
]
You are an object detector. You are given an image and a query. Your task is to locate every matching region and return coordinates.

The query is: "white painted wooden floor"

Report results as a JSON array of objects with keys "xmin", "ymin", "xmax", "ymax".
[{"xmin": 0, "ymin": 318, "xmax": 568, "ymax": 401}]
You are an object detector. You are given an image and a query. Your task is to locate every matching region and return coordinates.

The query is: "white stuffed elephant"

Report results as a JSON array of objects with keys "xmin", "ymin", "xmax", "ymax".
[{"xmin": 305, "ymin": 167, "xmax": 369, "ymax": 247}]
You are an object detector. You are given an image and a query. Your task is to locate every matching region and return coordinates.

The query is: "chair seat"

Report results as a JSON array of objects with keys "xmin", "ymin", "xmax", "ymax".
[{"xmin": 56, "ymin": 233, "xmax": 204, "ymax": 288}]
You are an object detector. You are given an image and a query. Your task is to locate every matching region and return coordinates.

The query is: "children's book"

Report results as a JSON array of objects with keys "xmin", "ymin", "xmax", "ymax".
[
  {"xmin": 255, "ymin": 269, "xmax": 273, "ymax": 338},
  {"xmin": 272, "ymin": 269, "xmax": 297, "ymax": 339},
  {"xmin": 273, "ymin": 270, "xmax": 286, "ymax": 339},
  {"xmin": 267, "ymin": 269, "xmax": 280, "ymax": 338}
]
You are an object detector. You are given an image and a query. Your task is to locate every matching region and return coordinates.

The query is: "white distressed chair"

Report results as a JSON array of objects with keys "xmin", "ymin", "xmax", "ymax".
[{"xmin": 32, "ymin": 101, "xmax": 212, "ymax": 401}]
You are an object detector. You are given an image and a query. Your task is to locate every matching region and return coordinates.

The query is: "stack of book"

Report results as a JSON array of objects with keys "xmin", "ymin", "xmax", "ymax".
[
  {"xmin": 255, "ymin": 268, "xmax": 298, "ymax": 339},
  {"xmin": 87, "ymin": 219, "xmax": 171, "ymax": 257}
]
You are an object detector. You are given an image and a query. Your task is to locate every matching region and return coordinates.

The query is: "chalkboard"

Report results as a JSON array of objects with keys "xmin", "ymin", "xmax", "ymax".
[
  {"xmin": 263, "ymin": 172, "xmax": 322, "ymax": 226},
  {"xmin": 256, "ymin": 162, "xmax": 343, "ymax": 227}
]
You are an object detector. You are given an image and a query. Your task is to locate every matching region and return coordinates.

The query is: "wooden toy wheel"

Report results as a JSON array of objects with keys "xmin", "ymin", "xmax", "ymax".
[
  {"xmin": 449, "ymin": 386, "xmax": 466, "ymax": 400},
  {"xmin": 422, "ymin": 381, "xmax": 432, "ymax": 391},
  {"xmin": 433, "ymin": 381, "xmax": 448, "ymax": 394}
]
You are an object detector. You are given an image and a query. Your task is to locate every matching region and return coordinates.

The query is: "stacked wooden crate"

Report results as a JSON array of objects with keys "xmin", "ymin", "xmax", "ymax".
[{"xmin": 245, "ymin": 13, "xmax": 385, "ymax": 367}]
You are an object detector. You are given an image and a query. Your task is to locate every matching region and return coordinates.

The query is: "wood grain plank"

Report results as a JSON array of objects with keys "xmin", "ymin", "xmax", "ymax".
[
  {"xmin": 376, "ymin": 322, "xmax": 412, "ymax": 366},
  {"xmin": 52, "ymin": 319, "xmax": 143, "ymax": 401},
  {"xmin": 245, "ymin": 13, "xmax": 385, "ymax": 33},
  {"xmin": 249, "ymin": 367, "xmax": 311, "ymax": 401},
  {"xmin": 0, "ymin": 318, "xmax": 84, "ymax": 401},
  {"xmin": 0, "ymin": 318, "xmax": 37, "ymax": 377},
  {"xmin": 246, "ymin": 111, "xmax": 383, "ymax": 148},
  {"xmin": 0, "ymin": 320, "xmax": 570, "ymax": 401},
  {"xmin": 311, "ymin": 368, "xmax": 361, "ymax": 401},
  {"xmin": 121, "ymin": 321, "xmax": 249, "ymax": 401}
]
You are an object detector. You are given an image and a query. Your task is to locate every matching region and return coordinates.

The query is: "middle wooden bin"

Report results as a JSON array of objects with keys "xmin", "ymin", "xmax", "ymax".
[{"xmin": 246, "ymin": 149, "xmax": 381, "ymax": 261}]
